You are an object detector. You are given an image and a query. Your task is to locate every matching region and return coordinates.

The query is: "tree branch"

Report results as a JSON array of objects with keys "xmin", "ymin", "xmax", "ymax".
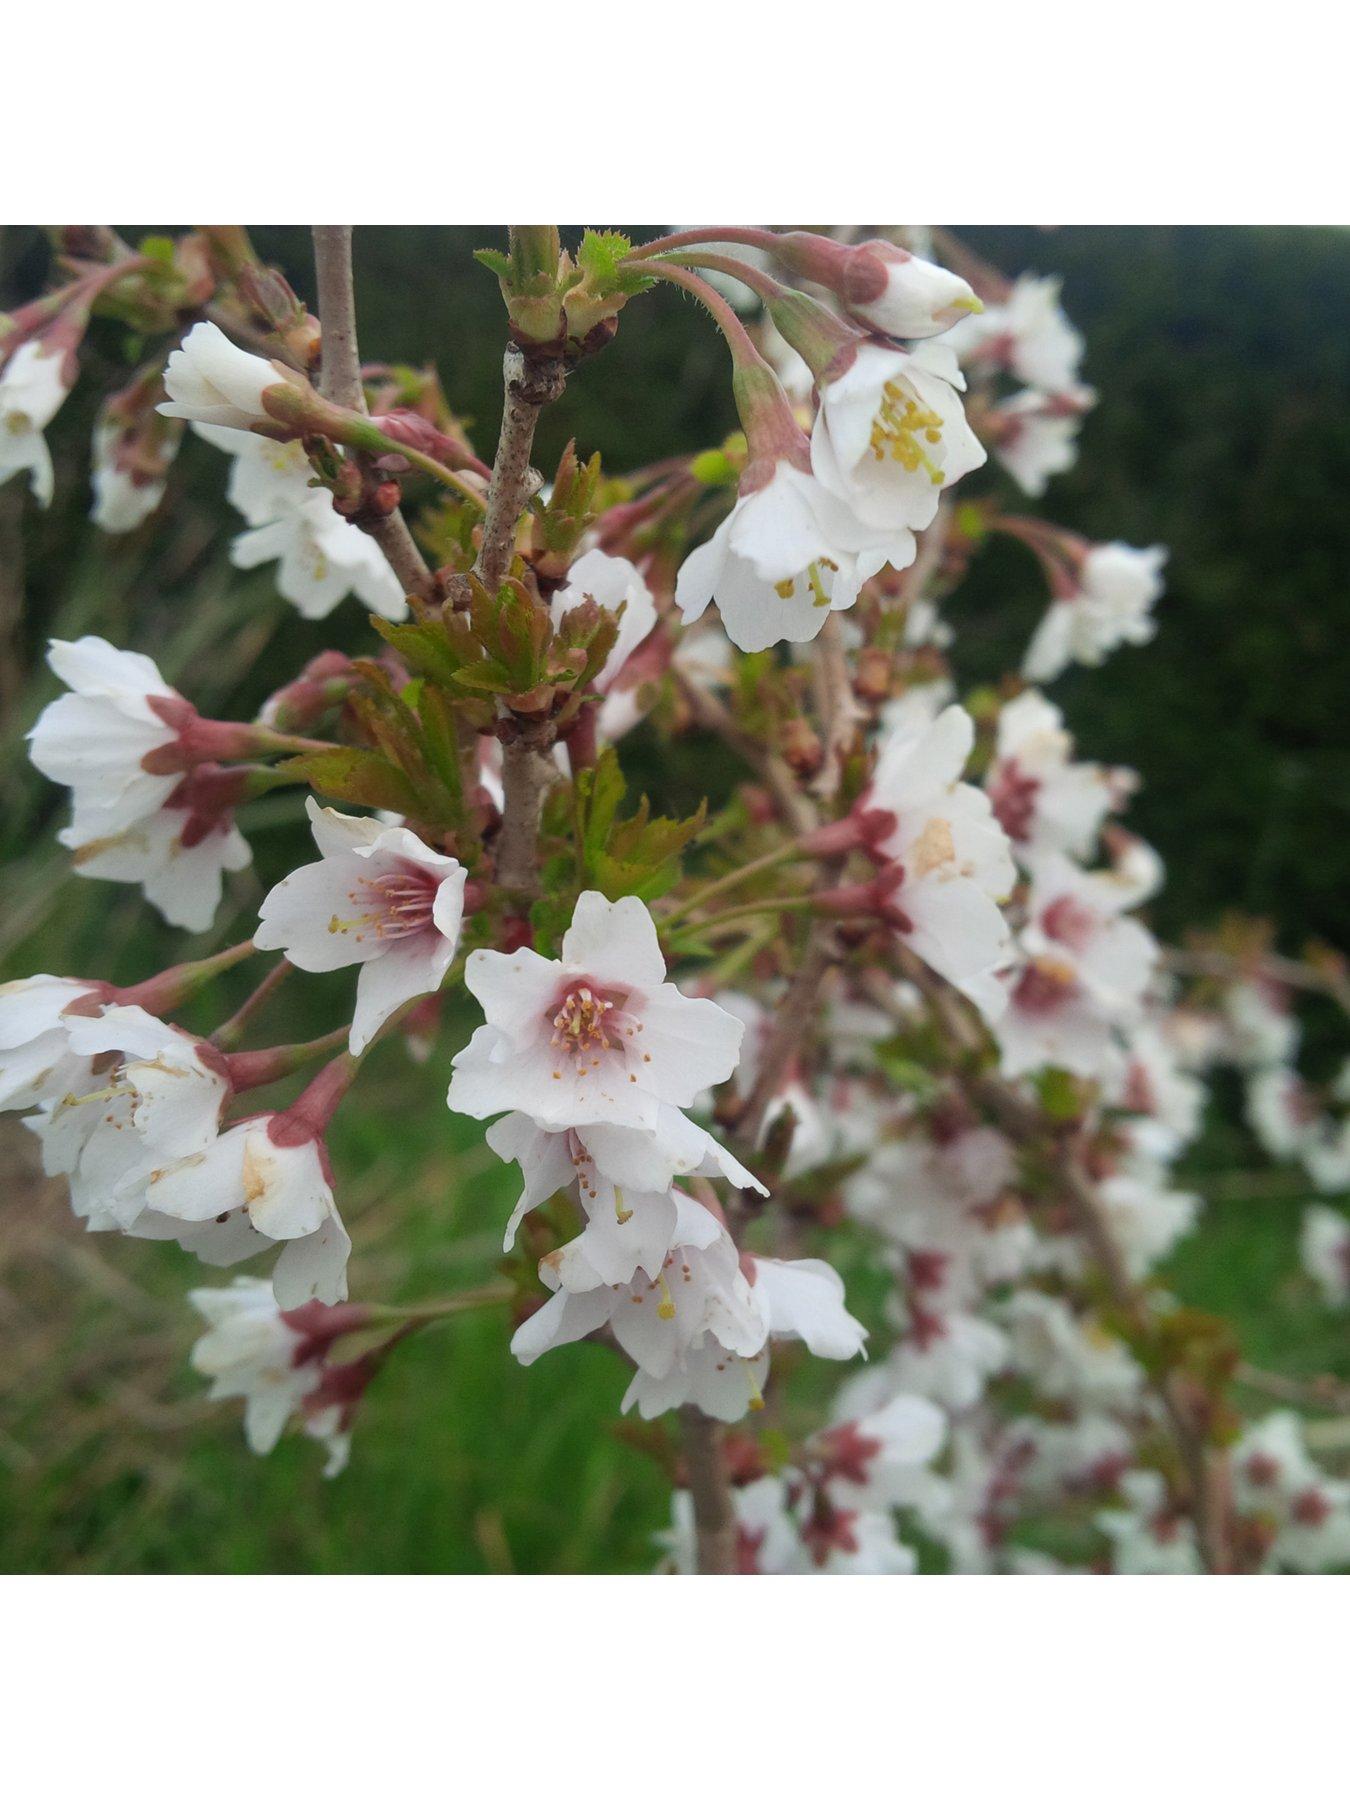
[
  {"xmin": 311, "ymin": 224, "xmax": 436, "ymax": 606},
  {"xmin": 680, "ymin": 1407, "xmax": 736, "ymax": 1573},
  {"xmin": 477, "ymin": 341, "xmax": 566, "ymax": 894}
]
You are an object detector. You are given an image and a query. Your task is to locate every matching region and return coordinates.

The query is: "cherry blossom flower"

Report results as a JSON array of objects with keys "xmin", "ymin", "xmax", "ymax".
[
  {"xmin": 0, "ymin": 974, "xmax": 107, "ymax": 1114},
  {"xmin": 158, "ymin": 322, "xmax": 285, "ymax": 434},
  {"xmin": 1300, "ymin": 1204, "xmax": 1350, "ymax": 1306},
  {"xmin": 90, "ymin": 420, "xmax": 168, "ymax": 532},
  {"xmin": 1245, "ymin": 1065, "xmax": 1319, "ymax": 1160},
  {"xmin": 811, "ymin": 1392, "xmax": 947, "ymax": 1511},
  {"xmin": 839, "ymin": 245, "xmax": 981, "ymax": 342},
  {"xmin": 1097, "ymin": 1470, "xmax": 1202, "ymax": 1575},
  {"xmin": 60, "ymin": 768, "xmax": 252, "ymax": 932},
  {"xmin": 811, "ymin": 341, "xmax": 986, "ymax": 534},
  {"xmin": 660, "ymin": 1474, "xmax": 802, "ymax": 1575},
  {"xmin": 142, "ymin": 1112, "xmax": 351, "ymax": 1307},
  {"xmin": 448, "ymin": 891, "xmax": 745, "ymax": 1136},
  {"xmin": 195, "ymin": 426, "xmax": 408, "ymax": 621},
  {"xmin": 986, "ymin": 688, "xmax": 1133, "ymax": 864},
  {"xmin": 949, "ymin": 274, "xmax": 1086, "ymax": 395},
  {"xmin": 188, "ymin": 1278, "xmax": 353, "ymax": 1476},
  {"xmin": 0, "ymin": 339, "xmax": 71, "ymax": 506},
  {"xmin": 1221, "ymin": 979, "xmax": 1299, "ymax": 1070},
  {"xmin": 986, "ymin": 386, "xmax": 1094, "ymax": 496},
  {"xmin": 26, "ymin": 1005, "xmax": 230, "ymax": 1233},
  {"xmin": 619, "ymin": 1252, "xmax": 867, "ymax": 1422},
  {"xmin": 1003, "ymin": 1291, "xmax": 1142, "ymax": 1407},
  {"xmin": 28, "ymin": 636, "xmax": 184, "ymax": 839},
  {"xmin": 511, "ymin": 1192, "xmax": 764, "ymax": 1383},
  {"xmin": 859, "ymin": 704, "xmax": 1017, "ymax": 1022},
  {"xmin": 1109, "ymin": 1018, "xmax": 1208, "ymax": 1163},
  {"xmin": 995, "ymin": 853, "xmax": 1158, "ymax": 1079},
  {"xmin": 485, "ymin": 1108, "xmax": 764, "ymax": 1253},
  {"xmin": 1024, "ymin": 543, "xmax": 1167, "ymax": 682},
  {"xmin": 255, "ymin": 800, "xmax": 467, "ymax": 1055},
  {"xmin": 674, "ymin": 459, "xmax": 915, "ymax": 653},
  {"xmin": 836, "ymin": 1312, "xmax": 1010, "ymax": 1415}
]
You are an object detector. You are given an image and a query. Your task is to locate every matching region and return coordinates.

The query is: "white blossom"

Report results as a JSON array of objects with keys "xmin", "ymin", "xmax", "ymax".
[
  {"xmin": 90, "ymin": 422, "xmax": 166, "ymax": 532},
  {"xmin": 255, "ymin": 800, "xmax": 467, "ymax": 1055},
  {"xmin": 0, "ymin": 340, "xmax": 71, "ymax": 506},
  {"xmin": 189, "ymin": 1278, "xmax": 350, "ymax": 1475},
  {"xmin": 159, "ymin": 322, "xmax": 282, "ymax": 432},
  {"xmin": 141, "ymin": 1115, "xmax": 351, "ymax": 1307},
  {"xmin": 811, "ymin": 341, "xmax": 985, "ymax": 534},
  {"xmin": 1024, "ymin": 544, "xmax": 1167, "ymax": 682},
  {"xmin": 949, "ymin": 274, "xmax": 1086, "ymax": 395},
  {"xmin": 448, "ymin": 891, "xmax": 745, "ymax": 1137},
  {"xmin": 26, "ymin": 1005, "xmax": 229, "ymax": 1233},
  {"xmin": 28, "ymin": 636, "xmax": 183, "ymax": 839},
  {"xmin": 674, "ymin": 460, "xmax": 914, "ymax": 653},
  {"xmin": 1300, "ymin": 1204, "xmax": 1350, "ymax": 1306},
  {"xmin": 986, "ymin": 688, "xmax": 1133, "ymax": 864},
  {"xmin": 198, "ymin": 429, "xmax": 407, "ymax": 621},
  {"xmin": 0, "ymin": 974, "xmax": 104, "ymax": 1113},
  {"xmin": 866, "ymin": 704, "xmax": 1017, "ymax": 1022}
]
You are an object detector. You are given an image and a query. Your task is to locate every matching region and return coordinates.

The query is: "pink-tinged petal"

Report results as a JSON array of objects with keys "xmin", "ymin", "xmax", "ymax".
[{"xmin": 256, "ymin": 852, "xmax": 393, "ymax": 970}]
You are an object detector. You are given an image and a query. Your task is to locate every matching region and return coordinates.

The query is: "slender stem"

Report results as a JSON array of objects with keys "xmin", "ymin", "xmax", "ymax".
[
  {"xmin": 660, "ymin": 841, "xmax": 810, "ymax": 931},
  {"xmin": 1165, "ymin": 945, "xmax": 1350, "ymax": 1021},
  {"xmin": 639, "ymin": 261, "xmax": 764, "ymax": 368},
  {"xmin": 477, "ymin": 337, "xmax": 566, "ymax": 894},
  {"xmin": 735, "ymin": 923, "xmax": 835, "ymax": 1145},
  {"xmin": 809, "ymin": 613, "xmax": 860, "ymax": 802},
  {"xmin": 211, "ymin": 958, "xmax": 291, "ymax": 1049},
  {"xmin": 310, "ymin": 224, "xmax": 437, "ymax": 604},
  {"xmin": 681, "ymin": 1407, "xmax": 736, "ymax": 1573},
  {"xmin": 629, "ymin": 227, "xmax": 785, "ymax": 263}
]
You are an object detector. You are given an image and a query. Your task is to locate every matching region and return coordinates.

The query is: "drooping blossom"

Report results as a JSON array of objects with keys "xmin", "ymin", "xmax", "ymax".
[
  {"xmin": 158, "ymin": 321, "xmax": 286, "ymax": 434},
  {"xmin": 811, "ymin": 341, "xmax": 986, "ymax": 534},
  {"xmin": 188, "ymin": 1277, "xmax": 357, "ymax": 1476},
  {"xmin": 674, "ymin": 458, "xmax": 915, "ymax": 653},
  {"xmin": 0, "ymin": 339, "xmax": 72, "ymax": 506},
  {"xmin": 948, "ymin": 273, "xmax": 1086, "ymax": 395},
  {"xmin": 1024, "ymin": 543, "xmax": 1167, "ymax": 682},
  {"xmin": 256, "ymin": 799, "xmax": 467, "ymax": 1055},
  {"xmin": 197, "ymin": 429, "xmax": 407, "ymax": 621},
  {"xmin": 986, "ymin": 688, "xmax": 1133, "ymax": 864},
  {"xmin": 620, "ymin": 1251, "xmax": 867, "ymax": 1422},
  {"xmin": 847, "ymin": 704, "xmax": 1017, "ymax": 1022},
  {"xmin": 25, "ymin": 1005, "xmax": 230, "ymax": 1233},
  {"xmin": 28, "ymin": 636, "xmax": 252, "ymax": 930},
  {"xmin": 995, "ymin": 852, "xmax": 1158, "ymax": 1079},
  {"xmin": 447, "ymin": 891, "xmax": 746, "ymax": 1138},
  {"xmin": 985, "ymin": 386, "xmax": 1094, "ymax": 497},
  {"xmin": 0, "ymin": 974, "xmax": 104, "ymax": 1113},
  {"xmin": 1300, "ymin": 1204, "xmax": 1350, "ymax": 1306},
  {"xmin": 485, "ymin": 1109, "xmax": 764, "ymax": 1253}
]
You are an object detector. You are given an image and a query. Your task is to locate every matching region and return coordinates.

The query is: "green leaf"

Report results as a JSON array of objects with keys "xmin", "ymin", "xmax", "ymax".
[
  {"xmin": 473, "ymin": 248, "xmax": 513, "ymax": 279},
  {"xmin": 279, "ymin": 747, "xmax": 420, "ymax": 815}
]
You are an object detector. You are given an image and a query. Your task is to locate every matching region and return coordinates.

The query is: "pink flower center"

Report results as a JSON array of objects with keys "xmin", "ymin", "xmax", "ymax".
[
  {"xmin": 988, "ymin": 758, "xmax": 1040, "ymax": 843},
  {"xmin": 1040, "ymin": 893, "xmax": 1097, "ymax": 954},
  {"xmin": 329, "ymin": 862, "xmax": 438, "ymax": 944},
  {"xmin": 547, "ymin": 980, "xmax": 638, "ymax": 1061},
  {"xmin": 1013, "ymin": 958, "xmax": 1077, "ymax": 1016}
]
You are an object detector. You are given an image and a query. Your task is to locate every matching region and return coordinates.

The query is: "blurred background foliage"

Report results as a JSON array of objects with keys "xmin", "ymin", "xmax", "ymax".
[{"xmin": 1, "ymin": 226, "xmax": 1347, "ymax": 1572}]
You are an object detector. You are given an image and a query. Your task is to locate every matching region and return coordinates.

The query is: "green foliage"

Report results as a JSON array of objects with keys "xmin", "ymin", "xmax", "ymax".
[{"xmin": 573, "ymin": 747, "xmax": 706, "ymax": 902}]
